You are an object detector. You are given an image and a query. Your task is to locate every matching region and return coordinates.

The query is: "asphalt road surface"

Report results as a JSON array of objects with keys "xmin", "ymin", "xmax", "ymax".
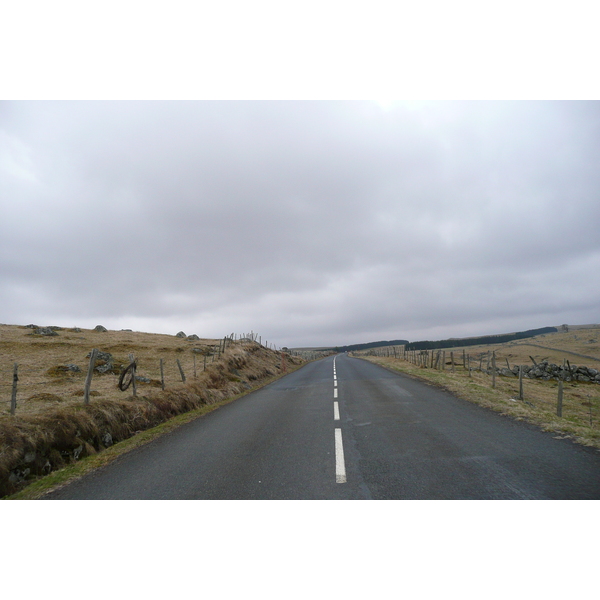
[{"xmin": 44, "ymin": 353, "xmax": 600, "ymax": 499}]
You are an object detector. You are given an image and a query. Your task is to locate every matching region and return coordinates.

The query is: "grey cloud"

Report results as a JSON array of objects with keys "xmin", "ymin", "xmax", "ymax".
[{"xmin": 1, "ymin": 101, "xmax": 599, "ymax": 347}]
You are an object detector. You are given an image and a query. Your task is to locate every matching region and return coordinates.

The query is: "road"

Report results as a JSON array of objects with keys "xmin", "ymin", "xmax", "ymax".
[{"xmin": 44, "ymin": 353, "xmax": 600, "ymax": 499}]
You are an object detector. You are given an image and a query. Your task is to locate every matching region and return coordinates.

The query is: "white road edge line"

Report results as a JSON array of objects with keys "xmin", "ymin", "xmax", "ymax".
[
  {"xmin": 335, "ymin": 428, "xmax": 347, "ymax": 483},
  {"xmin": 334, "ymin": 401, "xmax": 340, "ymax": 421}
]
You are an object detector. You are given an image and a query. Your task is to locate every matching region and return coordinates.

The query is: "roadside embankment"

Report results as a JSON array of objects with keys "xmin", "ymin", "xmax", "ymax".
[{"xmin": 1, "ymin": 341, "xmax": 304, "ymax": 498}]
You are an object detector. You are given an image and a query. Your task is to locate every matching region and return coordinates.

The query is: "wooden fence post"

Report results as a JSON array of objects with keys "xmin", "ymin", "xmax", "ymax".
[
  {"xmin": 84, "ymin": 349, "xmax": 98, "ymax": 405},
  {"xmin": 160, "ymin": 358, "xmax": 165, "ymax": 390},
  {"xmin": 176, "ymin": 359, "xmax": 186, "ymax": 383},
  {"xmin": 557, "ymin": 380, "xmax": 564, "ymax": 417},
  {"xmin": 451, "ymin": 352, "xmax": 455, "ymax": 373},
  {"xmin": 128, "ymin": 354, "xmax": 137, "ymax": 397},
  {"xmin": 10, "ymin": 363, "xmax": 18, "ymax": 416},
  {"xmin": 492, "ymin": 351, "xmax": 496, "ymax": 388},
  {"xmin": 518, "ymin": 365, "xmax": 524, "ymax": 400},
  {"xmin": 467, "ymin": 355, "xmax": 471, "ymax": 377}
]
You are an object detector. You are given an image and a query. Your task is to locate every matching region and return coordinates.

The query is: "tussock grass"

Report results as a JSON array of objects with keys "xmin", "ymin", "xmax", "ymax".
[
  {"xmin": 358, "ymin": 336, "xmax": 600, "ymax": 451},
  {"xmin": 0, "ymin": 324, "xmax": 304, "ymax": 498},
  {"xmin": 27, "ymin": 393, "xmax": 64, "ymax": 403},
  {"xmin": 0, "ymin": 324, "xmax": 225, "ymax": 417}
]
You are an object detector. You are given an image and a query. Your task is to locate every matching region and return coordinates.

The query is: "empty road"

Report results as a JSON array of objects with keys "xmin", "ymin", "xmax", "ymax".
[{"xmin": 44, "ymin": 353, "xmax": 600, "ymax": 499}]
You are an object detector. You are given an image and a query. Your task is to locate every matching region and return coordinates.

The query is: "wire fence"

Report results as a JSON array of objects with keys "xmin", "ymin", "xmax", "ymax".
[
  {"xmin": 353, "ymin": 344, "xmax": 600, "ymax": 427},
  {"xmin": 0, "ymin": 330, "xmax": 315, "ymax": 416}
]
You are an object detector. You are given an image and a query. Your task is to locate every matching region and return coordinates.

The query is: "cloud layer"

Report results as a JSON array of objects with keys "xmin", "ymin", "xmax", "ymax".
[{"xmin": 1, "ymin": 101, "xmax": 599, "ymax": 347}]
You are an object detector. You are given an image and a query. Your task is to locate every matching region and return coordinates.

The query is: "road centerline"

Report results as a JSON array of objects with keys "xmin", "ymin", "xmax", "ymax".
[{"xmin": 335, "ymin": 428, "xmax": 347, "ymax": 483}]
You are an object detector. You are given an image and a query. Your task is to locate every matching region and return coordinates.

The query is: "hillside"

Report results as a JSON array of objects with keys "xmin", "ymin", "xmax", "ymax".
[
  {"xmin": 353, "ymin": 325, "xmax": 600, "ymax": 449},
  {"xmin": 404, "ymin": 326, "xmax": 559, "ymax": 350},
  {"xmin": 324, "ymin": 326, "xmax": 564, "ymax": 354},
  {"xmin": 0, "ymin": 324, "xmax": 304, "ymax": 497}
]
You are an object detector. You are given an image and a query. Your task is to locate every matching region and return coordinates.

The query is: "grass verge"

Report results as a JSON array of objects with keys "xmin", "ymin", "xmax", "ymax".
[
  {"xmin": 357, "ymin": 355, "xmax": 600, "ymax": 451},
  {"xmin": 5, "ymin": 365, "xmax": 302, "ymax": 500}
]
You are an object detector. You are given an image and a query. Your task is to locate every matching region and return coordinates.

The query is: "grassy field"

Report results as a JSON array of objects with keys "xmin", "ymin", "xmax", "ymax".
[
  {"xmin": 353, "ymin": 326, "xmax": 600, "ymax": 450},
  {"xmin": 0, "ymin": 323, "xmax": 305, "ymax": 498},
  {"xmin": 0, "ymin": 324, "xmax": 231, "ymax": 417}
]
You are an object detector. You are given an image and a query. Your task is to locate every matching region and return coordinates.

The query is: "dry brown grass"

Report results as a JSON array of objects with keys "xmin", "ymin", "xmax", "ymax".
[
  {"xmin": 0, "ymin": 324, "xmax": 225, "ymax": 417},
  {"xmin": 455, "ymin": 327, "xmax": 600, "ymax": 371},
  {"xmin": 0, "ymin": 324, "xmax": 304, "ymax": 497},
  {"xmin": 354, "ymin": 326, "xmax": 600, "ymax": 451}
]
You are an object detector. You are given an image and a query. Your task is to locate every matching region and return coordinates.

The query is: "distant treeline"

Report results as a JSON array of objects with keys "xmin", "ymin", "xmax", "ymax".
[
  {"xmin": 331, "ymin": 339, "xmax": 410, "ymax": 353},
  {"xmin": 329, "ymin": 327, "xmax": 558, "ymax": 354},
  {"xmin": 404, "ymin": 327, "xmax": 558, "ymax": 351}
]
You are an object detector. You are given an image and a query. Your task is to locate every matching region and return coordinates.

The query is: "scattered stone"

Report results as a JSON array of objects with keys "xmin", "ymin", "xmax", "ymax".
[
  {"xmin": 66, "ymin": 364, "xmax": 81, "ymax": 373},
  {"xmin": 86, "ymin": 350, "xmax": 114, "ymax": 373},
  {"xmin": 73, "ymin": 445, "xmax": 83, "ymax": 460},
  {"xmin": 32, "ymin": 327, "xmax": 59, "ymax": 336},
  {"xmin": 187, "ymin": 334, "xmax": 200, "ymax": 341},
  {"xmin": 102, "ymin": 433, "xmax": 113, "ymax": 447},
  {"xmin": 94, "ymin": 325, "xmax": 108, "ymax": 332},
  {"xmin": 25, "ymin": 324, "xmax": 39, "ymax": 329},
  {"xmin": 9, "ymin": 468, "xmax": 30, "ymax": 483},
  {"xmin": 493, "ymin": 360, "xmax": 600, "ymax": 384},
  {"xmin": 135, "ymin": 375, "xmax": 151, "ymax": 383},
  {"xmin": 176, "ymin": 331, "xmax": 187, "ymax": 338}
]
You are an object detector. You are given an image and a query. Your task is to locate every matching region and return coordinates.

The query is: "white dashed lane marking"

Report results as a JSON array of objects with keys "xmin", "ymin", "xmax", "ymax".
[
  {"xmin": 335, "ymin": 428, "xmax": 347, "ymax": 483},
  {"xmin": 332, "ymin": 356, "xmax": 346, "ymax": 482}
]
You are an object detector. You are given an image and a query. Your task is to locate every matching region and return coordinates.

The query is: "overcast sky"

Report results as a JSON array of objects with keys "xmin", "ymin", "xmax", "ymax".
[{"xmin": 1, "ymin": 100, "xmax": 598, "ymax": 347}]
